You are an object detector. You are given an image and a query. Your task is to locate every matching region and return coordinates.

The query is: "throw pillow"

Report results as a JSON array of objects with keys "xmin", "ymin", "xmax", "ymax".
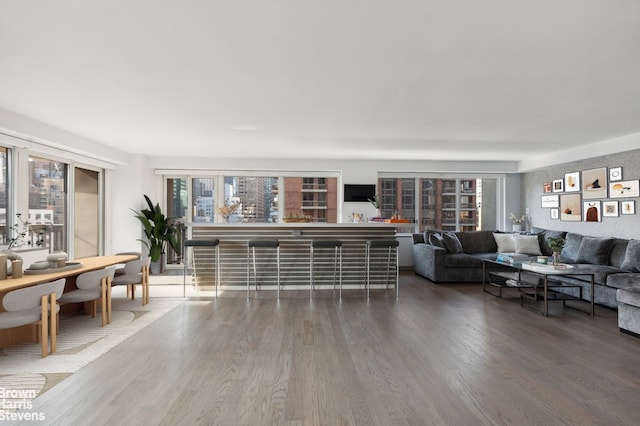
[
  {"xmin": 514, "ymin": 234, "xmax": 543, "ymax": 255},
  {"xmin": 428, "ymin": 232, "xmax": 446, "ymax": 250},
  {"xmin": 575, "ymin": 237, "xmax": 615, "ymax": 265},
  {"xmin": 621, "ymin": 239, "xmax": 640, "ymax": 272},
  {"xmin": 441, "ymin": 232, "xmax": 463, "ymax": 254},
  {"xmin": 493, "ymin": 233, "xmax": 516, "ymax": 253},
  {"xmin": 561, "ymin": 233, "xmax": 583, "ymax": 263}
]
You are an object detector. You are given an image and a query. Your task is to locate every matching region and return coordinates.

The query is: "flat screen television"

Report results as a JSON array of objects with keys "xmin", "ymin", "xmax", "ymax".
[{"xmin": 344, "ymin": 184, "xmax": 376, "ymax": 202}]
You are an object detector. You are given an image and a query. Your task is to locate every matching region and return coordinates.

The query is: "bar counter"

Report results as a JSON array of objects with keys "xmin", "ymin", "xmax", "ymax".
[{"xmin": 187, "ymin": 223, "xmax": 398, "ymax": 291}]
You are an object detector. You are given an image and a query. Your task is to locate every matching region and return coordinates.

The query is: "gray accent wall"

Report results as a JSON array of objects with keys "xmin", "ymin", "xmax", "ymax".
[{"xmin": 522, "ymin": 149, "xmax": 640, "ymax": 239}]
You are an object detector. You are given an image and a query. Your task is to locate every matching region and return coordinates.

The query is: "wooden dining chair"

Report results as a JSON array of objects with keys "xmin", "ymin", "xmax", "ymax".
[
  {"xmin": 110, "ymin": 257, "xmax": 151, "ymax": 305},
  {"xmin": 58, "ymin": 267, "xmax": 116, "ymax": 326}
]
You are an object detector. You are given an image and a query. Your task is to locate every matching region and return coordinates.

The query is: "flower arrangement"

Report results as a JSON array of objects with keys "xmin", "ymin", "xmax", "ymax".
[
  {"xmin": 368, "ymin": 194, "xmax": 381, "ymax": 209},
  {"xmin": 8, "ymin": 213, "xmax": 31, "ymax": 249},
  {"xmin": 216, "ymin": 201, "xmax": 241, "ymax": 221},
  {"xmin": 548, "ymin": 236, "xmax": 566, "ymax": 254},
  {"xmin": 509, "ymin": 212, "xmax": 526, "ymax": 224}
]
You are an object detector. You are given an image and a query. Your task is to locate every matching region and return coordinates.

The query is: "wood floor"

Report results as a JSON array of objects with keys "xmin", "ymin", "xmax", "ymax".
[{"xmin": 25, "ymin": 272, "xmax": 640, "ymax": 425}]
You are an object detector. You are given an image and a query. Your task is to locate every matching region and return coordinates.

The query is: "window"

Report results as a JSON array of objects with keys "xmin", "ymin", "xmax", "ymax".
[
  {"xmin": 0, "ymin": 147, "xmax": 8, "ymax": 245},
  {"xmin": 29, "ymin": 156, "xmax": 67, "ymax": 252},
  {"xmin": 225, "ymin": 175, "xmax": 278, "ymax": 223},
  {"xmin": 284, "ymin": 176, "xmax": 337, "ymax": 223},
  {"xmin": 379, "ymin": 176, "xmax": 497, "ymax": 231},
  {"xmin": 192, "ymin": 178, "xmax": 215, "ymax": 223}
]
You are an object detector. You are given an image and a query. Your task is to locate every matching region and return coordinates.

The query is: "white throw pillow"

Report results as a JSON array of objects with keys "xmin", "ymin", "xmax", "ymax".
[
  {"xmin": 493, "ymin": 233, "xmax": 516, "ymax": 253},
  {"xmin": 514, "ymin": 235, "xmax": 542, "ymax": 255}
]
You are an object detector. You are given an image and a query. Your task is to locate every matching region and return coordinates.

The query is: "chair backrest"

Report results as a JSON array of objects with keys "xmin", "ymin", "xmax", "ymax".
[
  {"xmin": 76, "ymin": 268, "xmax": 116, "ymax": 290},
  {"xmin": 3, "ymin": 278, "xmax": 66, "ymax": 312},
  {"xmin": 123, "ymin": 257, "xmax": 151, "ymax": 275}
]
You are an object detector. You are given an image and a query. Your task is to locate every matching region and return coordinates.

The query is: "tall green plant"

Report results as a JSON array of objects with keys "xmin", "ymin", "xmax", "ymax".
[{"xmin": 132, "ymin": 195, "xmax": 179, "ymax": 262}]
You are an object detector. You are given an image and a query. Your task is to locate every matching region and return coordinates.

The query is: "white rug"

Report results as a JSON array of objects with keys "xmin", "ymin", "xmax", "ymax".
[{"xmin": 0, "ymin": 293, "xmax": 184, "ymax": 403}]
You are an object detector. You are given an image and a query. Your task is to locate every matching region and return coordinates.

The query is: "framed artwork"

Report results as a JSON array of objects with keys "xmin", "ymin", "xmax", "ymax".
[
  {"xmin": 543, "ymin": 182, "xmax": 552, "ymax": 193},
  {"xmin": 582, "ymin": 167, "xmax": 607, "ymax": 199},
  {"xmin": 583, "ymin": 201, "xmax": 601, "ymax": 222},
  {"xmin": 550, "ymin": 208, "xmax": 559, "ymax": 219},
  {"xmin": 564, "ymin": 172, "xmax": 580, "ymax": 192},
  {"xmin": 602, "ymin": 201, "xmax": 619, "ymax": 217},
  {"xmin": 609, "ymin": 180, "xmax": 640, "ymax": 198},
  {"xmin": 609, "ymin": 167, "xmax": 622, "ymax": 182},
  {"xmin": 560, "ymin": 194, "xmax": 582, "ymax": 221},
  {"xmin": 621, "ymin": 200, "xmax": 636, "ymax": 215},
  {"xmin": 552, "ymin": 179, "xmax": 564, "ymax": 193},
  {"xmin": 541, "ymin": 194, "xmax": 559, "ymax": 208}
]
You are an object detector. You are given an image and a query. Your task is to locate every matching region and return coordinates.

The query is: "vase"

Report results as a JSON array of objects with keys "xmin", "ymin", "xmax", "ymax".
[
  {"xmin": 512, "ymin": 224, "xmax": 522, "ymax": 232},
  {"xmin": 552, "ymin": 252, "xmax": 561, "ymax": 266}
]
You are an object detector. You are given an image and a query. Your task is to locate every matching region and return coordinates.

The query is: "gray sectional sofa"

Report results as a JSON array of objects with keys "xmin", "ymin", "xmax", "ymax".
[{"xmin": 412, "ymin": 228, "xmax": 640, "ymax": 319}]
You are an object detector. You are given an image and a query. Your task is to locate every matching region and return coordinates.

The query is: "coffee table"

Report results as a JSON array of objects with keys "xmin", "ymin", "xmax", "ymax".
[{"xmin": 482, "ymin": 258, "xmax": 595, "ymax": 317}]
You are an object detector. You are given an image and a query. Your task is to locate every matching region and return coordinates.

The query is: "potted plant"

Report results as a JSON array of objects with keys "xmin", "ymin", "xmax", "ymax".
[
  {"xmin": 548, "ymin": 236, "xmax": 566, "ymax": 266},
  {"xmin": 132, "ymin": 195, "xmax": 180, "ymax": 274}
]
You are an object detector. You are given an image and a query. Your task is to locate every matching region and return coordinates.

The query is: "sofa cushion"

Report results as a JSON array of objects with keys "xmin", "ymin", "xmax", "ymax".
[
  {"xmin": 561, "ymin": 233, "xmax": 583, "ymax": 263},
  {"xmin": 621, "ymin": 239, "xmax": 640, "ymax": 272},
  {"xmin": 428, "ymin": 232, "xmax": 447, "ymax": 250},
  {"xmin": 608, "ymin": 272, "xmax": 640, "ymax": 290},
  {"xmin": 456, "ymin": 230, "xmax": 497, "ymax": 254},
  {"xmin": 493, "ymin": 233, "xmax": 515, "ymax": 253},
  {"xmin": 609, "ymin": 238, "xmax": 630, "ymax": 269},
  {"xmin": 576, "ymin": 237, "xmax": 615, "ymax": 265},
  {"xmin": 514, "ymin": 234, "xmax": 542, "ymax": 255},
  {"xmin": 442, "ymin": 232, "xmax": 463, "ymax": 254},
  {"xmin": 443, "ymin": 253, "xmax": 484, "ymax": 268},
  {"xmin": 562, "ymin": 264, "xmax": 623, "ymax": 286}
]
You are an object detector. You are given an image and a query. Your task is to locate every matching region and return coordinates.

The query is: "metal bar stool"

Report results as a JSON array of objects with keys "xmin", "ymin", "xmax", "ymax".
[
  {"xmin": 309, "ymin": 239, "xmax": 342, "ymax": 299},
  {"xmin": 247, "ymin": 239, "xmax": 280, "ymax": 300},
  {"xmin": 183, "ymin": 239, "xmax": 220, "ymax": 298},
  {"xmin": 365, "ymin": 239, "xmax": 400, "ymax": 298}
]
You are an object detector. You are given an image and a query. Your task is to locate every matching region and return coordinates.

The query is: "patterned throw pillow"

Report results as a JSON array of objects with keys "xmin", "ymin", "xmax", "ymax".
[{"xmin": 621, "ymin": 239, "xmax": 640, "ymax": 272}]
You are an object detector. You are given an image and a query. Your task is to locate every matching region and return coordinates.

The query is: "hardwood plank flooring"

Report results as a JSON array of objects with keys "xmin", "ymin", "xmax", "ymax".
[{"xmin": 21, "ymin": 272, "xmax": 640, "ymax": 425}]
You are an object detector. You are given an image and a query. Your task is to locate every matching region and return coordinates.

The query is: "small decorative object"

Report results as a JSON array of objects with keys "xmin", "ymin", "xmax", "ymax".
[
  {"xmin": 621, "ymin": 200, "xmax": 635, "ymax": 215},
  {"xmin": 283, "ymin": 211, "xmax": 311, "ymax": 223},
  {"xmin": 11, "ymin": 259, "xmax": 23, "ymax": 278},
  {"xmin": 537, "ymin": 256, "xmax": 548, "ymax": 264},
  {"xmin": 215, "ymin": 200, "xmax": 241, "ymax": 222},
  {"xmin": 549, "ymin": 236, "xmax": 566, "ymax": 267},
  {"xmin": 564, "ymin": 172, "xmax": 580, "ymax": 192},
  {"xmin": 510, "ymin": 212, "xmax": 525, "ymax": 232},
  {"xmin": 47, "ymin": 252, "xmax": 68, "ymax": 268},
  {"xmin": 368, "ymin": 193, "xmax": 383, "ymax": 218},
  {"xmin": 609, "ymin": 167, "xmax": 622, "ymax": 181}
]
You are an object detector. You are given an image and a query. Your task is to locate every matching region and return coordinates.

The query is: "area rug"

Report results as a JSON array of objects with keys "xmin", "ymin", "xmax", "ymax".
[{"xmin": 0, "ymin": 294, "xmax": 184, "ymax": 405}]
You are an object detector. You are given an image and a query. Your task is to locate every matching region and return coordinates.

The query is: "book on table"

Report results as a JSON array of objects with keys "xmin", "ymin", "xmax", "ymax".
[{"xmin": 496, "ymin": 253, "xmax": 530, "ymax": 265}]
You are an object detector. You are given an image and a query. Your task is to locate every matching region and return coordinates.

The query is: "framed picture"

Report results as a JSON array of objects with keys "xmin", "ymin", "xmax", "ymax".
[
  {"xmin": 582, "ymin": 167, "xmax": 607, "ymax": 199},
  {"xmin": 609, "ymin": 180, "xmax": 640, "ymax": 198},
  {"xmin": 543, "ymin": 182, "xmax": 552, "ymax": 193},
  {"xmin": 583, "ymin": 201, "xmax": 601, "ymax": 222},
  {"xmin": 564, "ymin": 172, "xmax": 580, "ymax": 192},
  {"xmin": 552, "ymin": 179, "xmax": 564, "ymax": 193},
  {"xmin": 621, "ymin": 200, "xmax": 636, "ymax": 215},
  {"xmin": 550, "ymin": 208, "xmax": 559, "ymax": 219},
  {"xmin": 609, "ymin": 167, "xmax": 622, "ymax": 182},
  {"xmin": 560, "ymin": 193, "xmax": 582, "ymax": 221},
  {"xmin": 602, "ymin": 201, "xmax": 619, "ymax": 217},
  {"xmin": 541, "ymin": 194, "xmax": 559, "ymax": 208}
]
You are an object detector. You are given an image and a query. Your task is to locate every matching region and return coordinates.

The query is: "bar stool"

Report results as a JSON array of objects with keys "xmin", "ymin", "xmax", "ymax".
[
  {"xmin": 247, "ymin": 240, "xmax": 280, "ymax": 300},
  {"xmin": 183, "ymin": 239, "xmax": 220, "ymax": 298},
  {"xmin": 309, "ymin": 239, "xmax": 342, "ymax": 299},
  {"xmin": 365, "ymin": 239, "xmax": 400, "ymax": 298}
]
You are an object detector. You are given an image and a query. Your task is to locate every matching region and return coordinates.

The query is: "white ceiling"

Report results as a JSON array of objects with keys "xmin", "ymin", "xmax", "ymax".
[{"xmin": 1, "ymin": 1, "xmax": 640, "ymax": 162}]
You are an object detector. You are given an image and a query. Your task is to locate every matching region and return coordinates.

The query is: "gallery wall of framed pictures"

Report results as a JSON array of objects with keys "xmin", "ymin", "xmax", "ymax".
[{"xmin": 541, "ymin": 166, "xmax": 638, "ymax": 222}]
